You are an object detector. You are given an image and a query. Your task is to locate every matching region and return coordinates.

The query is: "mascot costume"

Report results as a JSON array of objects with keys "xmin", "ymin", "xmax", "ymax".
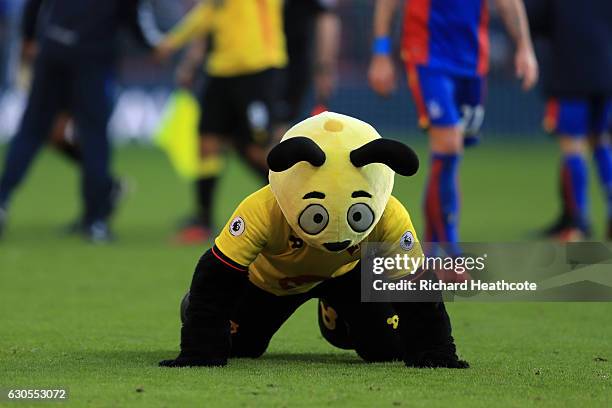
[{"xmin": 160, "ymin": 112, "xmax": 468, "ymax": 369}]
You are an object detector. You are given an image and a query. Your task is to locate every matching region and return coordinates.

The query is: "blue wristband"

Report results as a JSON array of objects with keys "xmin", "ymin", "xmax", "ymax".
[{"xmin": 373, "ymin": 36, "xmax": 392, "ymax": 55}]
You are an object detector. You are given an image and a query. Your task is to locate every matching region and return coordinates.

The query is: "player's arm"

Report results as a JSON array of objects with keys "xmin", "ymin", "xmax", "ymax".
[
  {"xmin": 121, "ymin": 0, "xmax": 165, "ymax": 50},
  {"xmin": 175, "ymin": 38, "xmax": 207, "ymax": 89},
  {"xmin": 154, "ymin": 1, "xmax": 213, "ymax": 61},
  {"xmin": 494, "ymin": 0, "xmax": 539, "ymax": 90},
  {"xmin": 313, "ymin": 9, "xmax": 341, "ymax": 105},
  {"xmin": 158, "ymin": 247, "xmax": 247, "ymax": 367},
  {"xmin": 368, "ymin": 0, "xmax": 399, "ymax": 97},
  {"xmin": 380, "ymin": 197, "xmax": 468, "ymax": 368},
  {"xmin": 159, "ymin": 194, "xmax": 269, "ymax": 367}
]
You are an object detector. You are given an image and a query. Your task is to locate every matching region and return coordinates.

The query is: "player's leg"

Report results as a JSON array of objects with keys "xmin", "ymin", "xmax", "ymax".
[
  {"xmin": 0, "ymin": 55, "xmax": 65, "ymax": 237},
  {"xmin": 48, "ymin": 113, "xmax": 83, "ymax": 234},
  {"xmin": 48, "ymin": 113, "xmax": 86, "ymax": 234},
  {"xmin": 315, "ymin": 265, "xmax": 403, "ymax": 362},
  {"xmin": 70, "ymin": 61, "xmax": 116, "ymax": 241},
  {"xmin": 274, "ymin": 42, "xmax": 321, "ymax": 143},
  {"xmin": 177, "ymin": 77, "xmax": 229, "ymax": 244},
  {"xmin": 239, "ymin": 144, "xmax": 269, "ymax": 181},
  {"xmin": 407, "ymin": 65, "xmax": 463, "ymax": 255},
  {"xmin": 392, "ymin": 298, "xmax": 467, "ymax": 368},
  {"xmin": 278, "ymin": 17, "xmax": 316, "ymax": 129},
  {"xmin": 316, "ymin": 298, "xmax": 353, "ymax": 350},
  {"xmin": 587, "ymin": 97, "xmax": 612, "ymax": 239},
  {"xmin": 273, "ymin": 65, "xmax": 303, "ymax": 144},
  {"xmin": 49, "ymin": 113, "xmax": 82, "ymax": 164},
  {"xmin": 456, "ymin": 75, "xmax": 486, "ymax": 148},
  {"xmin": 180, "ymin": 283, "xmax": 308, "ymax": 358},
  {"xmin": 232, "ymin": 69, "xmax": 282, "ymax": 181},
  {"xmin": 316, "ymin": 296, "xmax": 403, "ymax": 358},
  {"xmin": 540, "ymin": 99, "xmax": 573, "ymax": 235},
  {"xmin": 229, "ymin": 282, "xmax": 308, "ymax": 358},
  {"xmin": 544, "ymin": 98, "xmax": 591, "ymax": 241},
  {"xmin": 177, "ymin": 133, "xmax": 224, "ymax": 243}
]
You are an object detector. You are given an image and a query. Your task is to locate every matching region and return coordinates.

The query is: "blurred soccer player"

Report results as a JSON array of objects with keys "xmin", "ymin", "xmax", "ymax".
[
  {"xmin": 44, "ymin": 115, "xmax": 129, "ymax": 235},
  {"xmin": 155, "ymin": 0, "xmax": 287, "ymax": 244},
  {"xmin": 278, "ymin": 0, "xmax": 340, "ymax": 127},
  {"xmin": 527, "ymin": 0, "xmax": 612, "ymax": 241},
  {"xmin": 368, "ymin": 0, "xmax": 538, "ymax": 255},
  {"xmin": 0, "ymin": 0, "xmax": 157, "ymax": 242},
  {"xmin": 17, "ymin": 3, "xmax": 133, "ymax": 235},
  {"xmin": 170, "ymin": 0, "xmax": 341, "ymax": 166},
  {"xmin": 19, "ymin": 0, "xmax": 78, "ymax": 164}
]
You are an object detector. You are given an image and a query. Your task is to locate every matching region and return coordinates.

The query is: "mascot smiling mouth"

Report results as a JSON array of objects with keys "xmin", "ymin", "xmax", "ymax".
[{"xmin": 323, "ymin": 240, "xmax": 351, "ymax": 252}]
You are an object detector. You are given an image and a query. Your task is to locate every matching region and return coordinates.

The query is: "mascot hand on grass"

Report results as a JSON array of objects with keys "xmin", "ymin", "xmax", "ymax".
[{"xmin": 160, "ymin": 112, "xmax": 468, "ymax": 369}]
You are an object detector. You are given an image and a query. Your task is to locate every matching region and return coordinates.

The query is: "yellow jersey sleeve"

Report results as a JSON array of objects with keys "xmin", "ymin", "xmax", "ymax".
[
  {"xmin": 207, "ymin": 0, "xmax": 286, "ymax": 76},
  {"xmin": 214, "ymin": 187, "xmax": 273, "ymax": 267},
  {"xmin": 376, "ymin": 196, "xmax": 424, "ymax": 278},
  {"xmin": 163, "ymin": 0, "xmax": 286, "ymax": 76},
  {"xmin": 164, "ymin": 1, "xmax": 213, "ymax": 50}
]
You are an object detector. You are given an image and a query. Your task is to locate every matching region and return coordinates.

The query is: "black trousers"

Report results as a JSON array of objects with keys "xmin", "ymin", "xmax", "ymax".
[
  {"xmin": 226, "ymin": 265, "xmax": 404, "ymax": 362},
  {"xmin": 0, "ymin": 52, "xmax": 114, "ymax": 224}
]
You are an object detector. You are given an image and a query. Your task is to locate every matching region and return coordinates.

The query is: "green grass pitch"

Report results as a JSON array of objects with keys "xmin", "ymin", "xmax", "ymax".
[{"xmin": 0, "ymin": 139, "xmax": 610, "ymax": 407}]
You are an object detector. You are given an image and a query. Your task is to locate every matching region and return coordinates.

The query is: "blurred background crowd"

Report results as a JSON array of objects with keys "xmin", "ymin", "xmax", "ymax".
[{"xmin": 0, "ymin": 0, "xmax": 541, "ymax": 143}]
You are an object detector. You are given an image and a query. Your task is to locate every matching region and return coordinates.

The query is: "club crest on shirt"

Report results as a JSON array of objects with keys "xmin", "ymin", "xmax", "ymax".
[
  {"xmin": 400, "ymin": 231, "xmax": 414, "ymax": 251},
  {"xmin": 229, "ymin": 216, "xmax": 245, "ymax": 236}
]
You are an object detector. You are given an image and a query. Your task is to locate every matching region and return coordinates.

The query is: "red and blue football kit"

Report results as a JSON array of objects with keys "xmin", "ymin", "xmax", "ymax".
[
  {"xmin": 402, "ymin": 0, "xmax": 488, "ymax": 135},
  {"xmin": 543, "ymin": 97, "xmax": 611, "ymax": 137},
  {"xmin": 526, "ymin": 0, "xmax": 612, "ymax": 233},
  {"xmin": 399, "ymin": 0, "xmax": 490, "ymax": 255}
]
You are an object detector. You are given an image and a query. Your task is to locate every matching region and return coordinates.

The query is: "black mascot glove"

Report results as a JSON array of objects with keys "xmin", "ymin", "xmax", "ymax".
[
  {"xmin": 159, "ymin": 247, "xmax": 246, "ymax": 369},
  {"xmin": 159, "ymin": 352, "xmax": 227, "ymax": 368},
  {"xmin": 393, "ymin": 300, "xmax": 470, "ymax": 369},
  {"xmin": 403, "ymin": 340, "xmax": 469, "ymax": 369}
]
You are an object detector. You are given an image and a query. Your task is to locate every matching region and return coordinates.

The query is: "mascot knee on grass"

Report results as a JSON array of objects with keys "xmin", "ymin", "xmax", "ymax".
[{"xmin": 161, "ymin": 112, "xmax": 468, "ymax": 369}]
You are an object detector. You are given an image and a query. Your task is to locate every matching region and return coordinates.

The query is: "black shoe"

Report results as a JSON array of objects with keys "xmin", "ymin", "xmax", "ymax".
[
  {"xmin": 84, "ymin": 221, "xmax": 114, "ymax": 243},
  {"xmin": 0, "ymin": 205, "xmax": 6, "ymax": 239},
  {"xmin": 61, "ymin": 178, "xmax": 128, "ymax": 236},
  {"xmin": 539, "ymin": 214, "xmax": 573, "ymax": 238},
  {"xmin": 607, "ymin": 220, "xmax": 612, "ymax": 241}
]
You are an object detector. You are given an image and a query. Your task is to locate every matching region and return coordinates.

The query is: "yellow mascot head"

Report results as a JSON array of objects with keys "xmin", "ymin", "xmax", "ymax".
[{"xmin": 267, "ymin": 112, "xmax": 419, "ymax": 252}]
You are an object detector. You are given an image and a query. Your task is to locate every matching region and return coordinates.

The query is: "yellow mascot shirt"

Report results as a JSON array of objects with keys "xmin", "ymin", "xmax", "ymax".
[
  {"xmin": 215, "ymin": 185, "xmax": 423, "ymax": 295},
  {"xmin": 164, "ymin": 0, "xmax": 287, "ymax": 77}
]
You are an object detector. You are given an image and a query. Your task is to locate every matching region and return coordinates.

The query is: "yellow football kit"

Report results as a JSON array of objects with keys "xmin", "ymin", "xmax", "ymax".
[
  {"xmin": 215, "ymin": 185, "xmax": 424, "ymax": 296},
  {"xmin": 164, "ymin": 0, "xmax": 287, "ymax": 77}
]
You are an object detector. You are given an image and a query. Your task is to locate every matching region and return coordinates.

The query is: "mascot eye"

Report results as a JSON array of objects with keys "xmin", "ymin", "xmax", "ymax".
[
  {"xmin": 299, "ymin": 204, "xmax": 329, "ymax": 235},
  {"xmin": 347, "ymin": 203, "xmax": 374, "ymax": 233}
]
